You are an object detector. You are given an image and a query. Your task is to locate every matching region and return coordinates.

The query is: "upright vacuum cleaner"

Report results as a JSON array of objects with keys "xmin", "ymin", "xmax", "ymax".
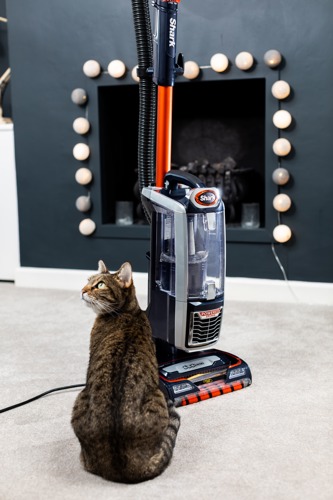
[{"xmin": 131, "ymin": 0, "xmax": 252, "ymax": 407}]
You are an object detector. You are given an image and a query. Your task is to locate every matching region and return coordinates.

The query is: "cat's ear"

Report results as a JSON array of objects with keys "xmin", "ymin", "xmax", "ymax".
[
  {"xmin": 117, "ymin": 262, "xmax": 132, "ymax": 288},
  {"xmin": 98, "ymin": 260, "xmax": 109, "ymax": 274}
]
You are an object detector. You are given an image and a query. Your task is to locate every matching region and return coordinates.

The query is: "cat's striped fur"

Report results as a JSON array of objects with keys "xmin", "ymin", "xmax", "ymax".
[{"xmin": 71, "ymin": 260, "xmax": 180, "ymax": 483}]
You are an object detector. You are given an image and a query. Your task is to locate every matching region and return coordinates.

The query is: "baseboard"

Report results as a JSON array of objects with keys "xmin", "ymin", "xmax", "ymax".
[
  {"xmin": 14, "ymin": 266, "xmax": 149, "ymax": 297},
  {"xmin": 13, "ymin": 267, "xmax": 333, "ymax": 306},
  {"xmin": 224, "ymin": 277, "xmax": 333, "ymax": 305}
]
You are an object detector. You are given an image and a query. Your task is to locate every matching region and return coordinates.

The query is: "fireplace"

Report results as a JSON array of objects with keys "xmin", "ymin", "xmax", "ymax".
[{"xmin": 97, "ymin": 77, "xmax": 266, "ymax": 228}]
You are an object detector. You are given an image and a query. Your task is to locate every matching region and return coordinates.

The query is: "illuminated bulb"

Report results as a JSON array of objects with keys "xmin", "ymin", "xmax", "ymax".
[
  {"xmin": 273, "ymin": 138, "xmax": 292, "ymax": 156},
  {"xmin": 75, "ymin": 195, "xmax": 91, "ymax": 212},
  {"xmin": 273, "ymin": 110, "xmax": 292, "ymax": 129},
  {"xmin": 79, "ymin": 218, "xmax": 96, "ymax": 236},
  {"xmin": 71, "ymin": 88, "xmax": 88, "ymax": 106},
  {"xmin": 73, "ymin": 143, "xmax": 90, "ymax": 161},
  {"xmin": 235, "ymin": 51, "xmax": 254, "ymax": 71},
  {"xmin": 83, "ymin": 59, "xmax": 101, "ymax": 78},
  {"xmin": 107, "ymin": 59, "xmax": 126, "ymax": 78},
  {"xmin": 131, "ymin": 65, "xmax": 140, "ymax": 82},
  {"xmin": 273, "ymin": 193, "xmax": 292, "ymax": 212},
  {"xmin": 75, "ymin": 167, "xmax": 93, "ymax": 185},
  {"xmin": 73, "ymin": 117, "xmax": 90, "ymax": 135},
  {"xmin": 273, "ymin": 224, "xmax": 292, "ymax": 243},
  {"xmin": 210, "ymin": 53, "xmax": 229, "ymax": 73},
  {"xmin": 264, "ymin": 49, "xmax": 282, "ymax": 68},
  {"xmin": 271, "ymin": 80, "xmax": 291, "ymax": 100},
  {"xmin": 183, "ymin": 61, "xmax": 200, "ymax": 80},
  {"xmin": 272, "ymin": 168, "xmax": 290, "ymax": 185}
]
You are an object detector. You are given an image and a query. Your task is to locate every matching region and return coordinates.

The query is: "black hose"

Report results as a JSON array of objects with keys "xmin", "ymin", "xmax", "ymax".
[{"xmin": 131, "ymin": 0, "xmax": 157, "ymax": 223}]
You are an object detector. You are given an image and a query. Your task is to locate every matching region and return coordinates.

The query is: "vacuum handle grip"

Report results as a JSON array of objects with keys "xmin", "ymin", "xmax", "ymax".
[{"xmin": 164, "ymin": 170, "xmax": 205, "ymax": 190}]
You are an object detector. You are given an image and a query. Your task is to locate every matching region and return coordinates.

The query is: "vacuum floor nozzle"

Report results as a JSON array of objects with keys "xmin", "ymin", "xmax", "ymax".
[{"xmin": 156, "ymin": 340, "xmax": 252, "ymax": 407}]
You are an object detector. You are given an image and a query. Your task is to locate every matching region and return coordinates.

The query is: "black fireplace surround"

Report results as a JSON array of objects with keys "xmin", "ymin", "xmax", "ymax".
[{"xmin": 92, "ymin": 68, "xmax": 277, "ymax": 244}]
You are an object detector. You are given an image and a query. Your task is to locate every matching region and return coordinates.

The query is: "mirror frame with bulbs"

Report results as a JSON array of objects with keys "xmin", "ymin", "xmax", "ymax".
[{"xmin": 71, "ymin": 50, "xmax": 294, "ymax": 244}]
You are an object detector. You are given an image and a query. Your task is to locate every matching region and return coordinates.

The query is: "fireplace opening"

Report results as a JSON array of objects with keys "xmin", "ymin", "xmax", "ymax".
[
  {"xmin": 98, "ymin": 78, "xmax": 265, "ymax": 226},
  {"xmin": 98, "ymin": 84, "xmax": 139, "ymax": 225}
]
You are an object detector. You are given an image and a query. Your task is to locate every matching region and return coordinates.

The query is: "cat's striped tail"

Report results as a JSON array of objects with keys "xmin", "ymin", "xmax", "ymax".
[{"xmin": 146, "ymin": 399, "xmax": 181, "ymax": 479}]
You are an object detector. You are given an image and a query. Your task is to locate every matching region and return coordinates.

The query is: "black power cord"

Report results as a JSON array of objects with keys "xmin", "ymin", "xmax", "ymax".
[{"xmin": 0, "ymin": 384, "xmax": 85, "ymax": 414}]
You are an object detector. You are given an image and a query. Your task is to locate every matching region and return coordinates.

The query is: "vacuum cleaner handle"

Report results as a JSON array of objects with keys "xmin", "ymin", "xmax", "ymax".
[{"xmin": 164, "ymin": 170, "xmax": 205, "ymax": 190}]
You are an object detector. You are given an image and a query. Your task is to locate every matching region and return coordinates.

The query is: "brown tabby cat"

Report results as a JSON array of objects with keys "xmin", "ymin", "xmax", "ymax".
[{"xmin": 71, "ymin": 260, "xmax": 180, "ymax": 483}]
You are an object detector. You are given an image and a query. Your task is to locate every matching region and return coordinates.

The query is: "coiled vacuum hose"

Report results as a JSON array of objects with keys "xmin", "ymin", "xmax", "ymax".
[{"xmin": 131, "ymin": 0, "xmax": 157, "ymax": 223}]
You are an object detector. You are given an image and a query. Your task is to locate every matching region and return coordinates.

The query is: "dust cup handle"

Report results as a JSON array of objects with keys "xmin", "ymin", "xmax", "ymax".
[{"xmin": 164, "ymin": 170, "xmax": 205, "ymax": 191}]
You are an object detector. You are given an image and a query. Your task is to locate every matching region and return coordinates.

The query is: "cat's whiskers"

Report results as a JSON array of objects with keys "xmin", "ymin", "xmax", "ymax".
[
  {"xmin": 95, "ymin": 299, "xmax": 117, "ymax": 315},
  {"xmin": 84, "ymin": 295, "xmax": 120, "ymax": 316}
]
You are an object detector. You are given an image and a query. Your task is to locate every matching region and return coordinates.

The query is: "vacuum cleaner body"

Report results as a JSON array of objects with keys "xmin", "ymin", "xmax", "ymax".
[
  {"xmin": 132, "ymin": 0, "xmax": 252, "ymax": 406},
  {"xmin": 142, "ymin": 171, "xmax": 225, "ymax": 352},
  {"xmin": 142, "ymin": 171, "xmax": 252, "ymax": 406}
]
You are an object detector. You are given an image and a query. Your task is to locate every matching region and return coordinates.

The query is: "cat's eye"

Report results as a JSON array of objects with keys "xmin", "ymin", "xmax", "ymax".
[{"xmin": 97, "ymin": 282, "xmax": 107, "ymax": 290}]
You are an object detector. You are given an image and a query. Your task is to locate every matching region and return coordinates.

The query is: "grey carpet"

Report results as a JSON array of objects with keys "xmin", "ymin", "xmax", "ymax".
[{"xmin": 0, "ymin": 282, "xmax": 332, "ymax": 500}]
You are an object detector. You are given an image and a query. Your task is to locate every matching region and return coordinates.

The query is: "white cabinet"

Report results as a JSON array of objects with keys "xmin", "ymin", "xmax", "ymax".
[{"xmin": 0, "ymin": 123, "xmax": 20, "ymax": 280}]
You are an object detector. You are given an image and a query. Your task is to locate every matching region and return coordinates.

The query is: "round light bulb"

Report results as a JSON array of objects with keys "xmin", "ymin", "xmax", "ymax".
[
  {"xmin": 183, "ymin": 61, "xmax": 200, "ymax": 80},
  {"xmin": 71, "ymin": 88, "xmax": 88, "ymax": 106},
  {"xmin": 131, "ymin": 65, "xmax": 140, "ymax": 82},
  {"xmin": 273, "ymin": 194, "xmax": 292, "ymax": 212},
  {"xmin": 210, "ymin": 53, "xmax": 229, "ymax": 73},
  {"xmin": 83, "ymin": 59, "xmax": 101, "ymax": 78},
  {"xmin": 272, "ymin": 168, "xmax": 290, "ymax": 186},
  {"xmin": 273, "ymin": 224, "xmax": 292, "ymax": 243},
  {"xmin": 75, "ymin": 195, "xmax": 91, "ymax": 212},
  {"xmin": 271, "ymin": 80, "xmax": 291, "ymax": 100},
  {"xmin": 73, "ymin": 143, "xmax": 90, "ymax": 161},
  {"xmin": 272, "ymin": 138, "xmax": 292, "ymax": 157},
  {"xmin": 79, "ymin": 218, "xmax": 96, "ymax": 236},
  {"xmin": 264, "ymin": 50, "xmax": 282, "ymax": 68},
  {"xmin": 75, "ymin": 167, "xmax": 93, "ymax": 186},
  {"xmin": 107, "ymin": 59, "xmax": 126, "ymax": 78},
  {"xmin": 273, "ymin": 110, "xmax": 292, "ymax": 129},
  {"xmin": 73, "ymin": 117, "xmax": 90, "ymax": 135},
  {"xmin": 235, "ymin": 51, "xmax": 254, "ymax": 71}
]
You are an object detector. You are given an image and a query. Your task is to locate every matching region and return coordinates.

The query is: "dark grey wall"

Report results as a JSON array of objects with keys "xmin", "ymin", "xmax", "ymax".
[{"xmin": 4, "ymin": 0, "xmax": 333, "ymax": 282}]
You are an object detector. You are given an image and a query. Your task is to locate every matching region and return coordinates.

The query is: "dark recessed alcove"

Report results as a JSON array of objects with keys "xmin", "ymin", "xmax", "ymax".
[
  {"xmin": 98, "ymin": 78, "xmax": 265, "ymax": 225},
  {"xmin": 98, "ymin": 85, "xmax": 139, "ymax": 224},
  {"xmin": 172, "ymin": 79, "xmax": 265, "ymax": 168}
]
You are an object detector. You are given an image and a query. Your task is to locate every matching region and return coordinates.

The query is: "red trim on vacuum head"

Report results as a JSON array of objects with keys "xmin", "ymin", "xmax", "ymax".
[{"xmin": 177, "ymin": 378, "xmax": 251, "ymax": 407}]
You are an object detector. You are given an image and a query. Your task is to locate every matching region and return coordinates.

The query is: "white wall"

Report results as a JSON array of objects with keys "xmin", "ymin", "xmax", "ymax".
[{"xmin": 0, "ymin": 123, "xmax": 20, "ymax": 280}]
